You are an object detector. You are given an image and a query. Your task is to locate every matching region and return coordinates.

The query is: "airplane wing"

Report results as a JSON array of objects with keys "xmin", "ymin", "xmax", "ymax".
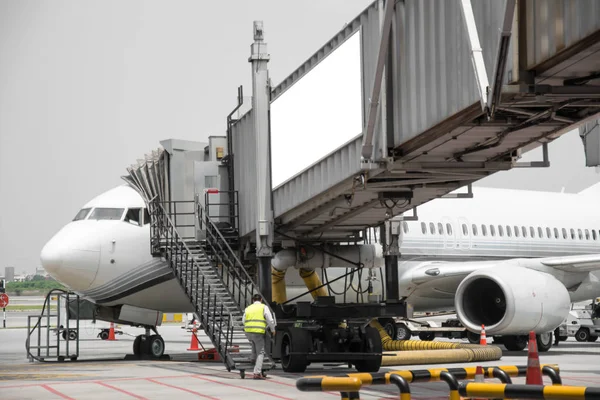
[{"xmin": 539, "ymin": 254, "xmax": 600, "ymax": 273}]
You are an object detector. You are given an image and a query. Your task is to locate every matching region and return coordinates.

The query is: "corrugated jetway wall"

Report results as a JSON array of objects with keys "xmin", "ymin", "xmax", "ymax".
[
  {"xmin": 231, "ymin": 0, "xmax": 600, "ymax": 241},
  {"xmin": 580, "ymin": 119, "xmax": 600, "ymax": 167}
]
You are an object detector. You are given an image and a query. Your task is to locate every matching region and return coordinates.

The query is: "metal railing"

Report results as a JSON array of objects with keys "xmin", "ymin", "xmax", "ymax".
[{"xmin": 149, "ymin": 199, "xmax": 236, "ymax": 369}]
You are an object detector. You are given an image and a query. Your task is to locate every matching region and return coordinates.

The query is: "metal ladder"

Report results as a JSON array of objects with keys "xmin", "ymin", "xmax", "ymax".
[{"xmin": 149, "ymin": 199, "xmax": 274, "ymax": 375}]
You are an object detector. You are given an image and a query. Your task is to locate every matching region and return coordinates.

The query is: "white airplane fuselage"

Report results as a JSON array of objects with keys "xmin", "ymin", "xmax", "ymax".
[{"xmin": 41, "ymin": 183, "xmax": 600, "ymax": 333}]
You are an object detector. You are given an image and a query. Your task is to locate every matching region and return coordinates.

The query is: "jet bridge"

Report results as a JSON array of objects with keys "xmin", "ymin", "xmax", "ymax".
[{"xmin": 231, "ymin": 0, "xmax": 600, "ymax": 244}]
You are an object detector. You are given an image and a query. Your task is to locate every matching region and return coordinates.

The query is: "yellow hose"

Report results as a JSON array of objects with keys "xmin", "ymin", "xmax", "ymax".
[
  {"xmin": 271, "ymin": 267, "xmax": 287, "ymax": 304},
  {"xmin": 299, "ymin": 268, "xmax": 329, "ymax": 299},
  {"xmin": 370, "ymin": 320, "xmax": 503, "ymax": 365}
]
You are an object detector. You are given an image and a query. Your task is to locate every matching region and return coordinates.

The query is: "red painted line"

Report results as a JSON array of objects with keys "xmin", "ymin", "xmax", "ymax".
[
  {"xmin": 192, "ymin": 375, "xmax": 293, "ymax": 399},
  {"xmin": 97, "ymin": 381, "xmax": 148, "ymax": 399},
  {"xmin": 41, "ymin": 384, "xmax": 75, "ymax": 400},
  {"xmin": 146, "ymin": 378, "xmax": 219, "ymax": 399},
  {"xmin": 0, "ymin": 374, "xmax": 200, "ymax": 389}
]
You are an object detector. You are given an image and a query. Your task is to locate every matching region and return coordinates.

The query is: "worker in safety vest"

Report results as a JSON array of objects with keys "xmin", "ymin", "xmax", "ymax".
[{"xmin": 243, "ymin": 293, "xmax": 276, "ymax": 379}]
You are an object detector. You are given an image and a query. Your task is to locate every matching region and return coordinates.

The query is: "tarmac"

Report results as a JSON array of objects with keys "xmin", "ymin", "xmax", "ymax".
[{"xmin": 1, "ymin": 322, "xmax": 600, "ymax": 400}]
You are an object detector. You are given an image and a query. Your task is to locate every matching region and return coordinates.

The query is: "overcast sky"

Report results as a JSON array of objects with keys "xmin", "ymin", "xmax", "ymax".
[{"xmin": 1, "ymin": 0, "xmax": 599, "ymax": 275}]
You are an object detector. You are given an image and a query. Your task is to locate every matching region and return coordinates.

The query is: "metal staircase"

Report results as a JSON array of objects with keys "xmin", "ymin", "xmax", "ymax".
[{"xmin": 149, "ymin": 196, "xmax": 274, "ymax": 374}]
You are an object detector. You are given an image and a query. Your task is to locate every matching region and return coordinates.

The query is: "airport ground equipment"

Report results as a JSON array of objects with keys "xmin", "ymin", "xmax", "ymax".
[
  {"xmin": 556, "ymin": 304, "xmax": 600, "ymax": 343},
  {"xmin": 124, "ymin": 0, "xmax": 600, "ymax": 371},
  {"xmin": 26, "ymin": 289, "xmax": 79, "ymax": 362}
]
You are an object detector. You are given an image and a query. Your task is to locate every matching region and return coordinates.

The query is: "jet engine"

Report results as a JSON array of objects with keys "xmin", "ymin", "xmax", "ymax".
[{"xmin": 455, "ymin": 265, "xmax": 570, "ymax": 335}]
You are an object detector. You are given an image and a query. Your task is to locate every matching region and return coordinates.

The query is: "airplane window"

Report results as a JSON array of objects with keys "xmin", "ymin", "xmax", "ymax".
[
  {"xmin": 585, "ymin": 229, "xmax": 590, "ymax": 240},
  {"xmin": 429, "ymin": 222, "xmax": 435, "ymax": 234},
  {"xmin": 521, "ymin": 226, "xmax": 527, "ymax": 237},
  {"xmin": 562, "ymin": 228, "xmax": 567, "ymax": 239},
  {"xmin": 578, "ymin": 229, "xmax": 583, "ymax": 240},
  {"xmin": 144, "ymin": 208, "xmax": 150, "ymax": 225},
  {"xmin": 498, "ymin": 225, "xmax": 504, "ymax": 236},
  {"xmin": 530, "ymin": 227, "xmax": 535, "ymax": 238},
  {"xmin": 89, "ymin": 208, "xmax": 124, "ymax": 221},
  {"xmin": 506, "ymin": 225, "xmax": 512, "ymax": 237},
  {"xmin": 73, "ymin": 208, "xmax": 91, "ymax": 221},
  {"xmin": 124, "ymin": 208, "xmax": 142, "ymax": 226},
  {"xmin": 546, "ymin": 227, "xmax": 551, "ymax": 238},
  {"xmin": 538, "ymin": 227, "xmax": 543, "ymax": 238},
  {"xmin": 462, "ymin": 224, "xmax": 468, "ymax": 236},
  {"xmin": 481, "ymin": 225, "xmax": 487, "ymax": 236},
  {"xmin": 554, "ymin": 228, "xmax": 559, "ymax": 239},
  {"xmin": 490, "ymin": 225, "xmax": 496, "ymax": 236},
  {"xmin": 593, "ymin": 230, "xmax": 597, "ymax": 240},
  {"xmin": 570, "ymin": 228, "xmax": 576, "ymax": 240},
  {"xmin": 437, "ymin": 223, "xmax": 443, "ymax": 235},
  {"xmin": 472, "ymin": 224, "xmax": 478, "ymax": 236},
  {"xmin": 446, "ymin": 223, "xmax": 452, "ymax": 235},
  {"xmin": 421, "ymin": 222, "xmax": 427, "ymax": 234},
  {"xmin": 514, "ymin": 226, "xmax": 519, "ymax": 237}
]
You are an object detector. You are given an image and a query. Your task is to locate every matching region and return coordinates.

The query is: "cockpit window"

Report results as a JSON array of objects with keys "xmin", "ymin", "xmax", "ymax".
[
  {"xmin": 73, "ymin": 208, "xmax": 91, "ymax": 221},
  {"xmin": 124, "ymin": 208, "xmax": 142, "ymax": 226},
  {"xmin": 89, "ymin": 208, "xmax": 124, "ymax": 221}
]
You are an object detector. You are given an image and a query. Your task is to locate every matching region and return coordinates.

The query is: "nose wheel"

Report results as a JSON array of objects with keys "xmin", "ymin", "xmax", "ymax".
[{"xmin": 133, "ymin": 327, "xmax": 165, "ymax": 359}]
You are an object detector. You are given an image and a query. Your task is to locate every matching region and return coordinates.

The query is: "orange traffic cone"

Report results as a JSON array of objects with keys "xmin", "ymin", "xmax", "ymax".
[
  {"xmin": 525, "ymin": 331, "xmax": 543, "ymax": 385},
  {"xmin": 470, "ymin": 366, "xmax": 486, "ymax": 400},
  {"xmin": 108, "ymin": 322, "xmax": 116, "ymax": 341},
  {"xmin": 187, "ymin": 328, "xmax": 200, "ymax": 351},
  {"xmin": 480, "ymin": 324, "xmax": 487, "ymax": 345}
]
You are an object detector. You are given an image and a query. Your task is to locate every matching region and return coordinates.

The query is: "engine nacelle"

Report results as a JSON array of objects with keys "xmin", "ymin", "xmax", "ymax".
[{"xmin": 455, "ymin": 265, "xmax": 570, "ymax": 335}]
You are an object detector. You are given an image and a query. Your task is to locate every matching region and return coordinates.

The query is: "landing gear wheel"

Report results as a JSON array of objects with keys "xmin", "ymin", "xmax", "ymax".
[
  {"xmin": 466, "ymin": 331, "xmax": 480, "ymax": 344},
  {"xmin": 396, "ymin": 323, "xmax": 412, "ymax": 340},
  {"xmin": 133, "ymin": 335, "xmax": 142, "ymax": 356},
  {"xmin": 576, "ymin": 328, "xmax": 590, "ymax": 342},
  {"xmin": 537, "ymin": 332, "xmax": 553, "ymax": 352},
  {"xmin": 588, "ymin": 336, "xmax": 598, "ymax": 342},
  {"xmin": 379, "ymin": 318, "xmax": 397, "ymax": 340},
  {"xmin": 354, "ymin": 326, "xmax": 382, "ymax": 372},
  {"xmin": 280, "ymin": 328, "xmax": 311, "ymax": 373},
  {"xmin": 148, "ymin": 335, "xmax": 165, "ymax": 358},
  {"xmin": 503, "ymin": 335, "xmax": 528, "ymax": 351},
  {"xmin": 418, "ymin": 331, "xmax": 435, "ymax": 341}
]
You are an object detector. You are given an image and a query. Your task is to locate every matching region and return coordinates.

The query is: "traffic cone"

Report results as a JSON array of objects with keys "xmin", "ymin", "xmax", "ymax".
[
  {"xmin": 474, "ymin": 365, "xmax": 485, "ymax": 382},
  {"xmin": 187, "ymin": 328, "xmax": 200, "ymax": 351},
  {"xmin": 525, "ymin": 331, "xmax": 543, "ymax": 385},
  {"xmin": 480, "ymin": 324, "xmax": 487, "ymax": 345},
  {"xmin": 108, "ymin": 322, "xmax": 116, "ymax": 341}
]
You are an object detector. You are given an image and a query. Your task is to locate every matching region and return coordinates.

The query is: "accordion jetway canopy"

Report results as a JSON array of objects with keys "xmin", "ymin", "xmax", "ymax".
[{"xmin": 231, "ymin": 0, "xmax": 600, "ymax": 243}]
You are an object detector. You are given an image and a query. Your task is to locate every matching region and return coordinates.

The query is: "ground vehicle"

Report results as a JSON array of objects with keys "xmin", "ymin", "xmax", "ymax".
[{"xmin": 556, "ymin": 307, "xmax": 600, "ymax": 343}]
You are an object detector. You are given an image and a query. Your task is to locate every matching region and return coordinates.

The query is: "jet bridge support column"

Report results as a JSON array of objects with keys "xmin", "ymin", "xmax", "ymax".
[
  {"xmin": 383, "ymin": 220, "xmax": 401, "ymax": 302},
  {"xmin": 250, "ymin": 21, "xmax": 274, "ymax": 303}
]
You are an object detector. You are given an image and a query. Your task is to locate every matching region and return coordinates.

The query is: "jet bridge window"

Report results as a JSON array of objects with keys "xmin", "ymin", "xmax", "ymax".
[
  {"xmin": 73, "ymin": 208, "xmax": 91, "ymax": 221},
  {"xmin": 89, "ymin": 208, "xmax": 125, "ymax": 221},
  {"xmin": 124, "ymin": 208, "xmax": 142, "ymax": 226}
]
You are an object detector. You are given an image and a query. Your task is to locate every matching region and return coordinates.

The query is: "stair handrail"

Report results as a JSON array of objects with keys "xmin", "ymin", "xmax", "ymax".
[
  {"xmin": 200, "ymin": 202, "xmax": 274, "ymax": 315},
  {"xmin": 149, "ymin": 199, "xmax": 237, "ymax": 368}
]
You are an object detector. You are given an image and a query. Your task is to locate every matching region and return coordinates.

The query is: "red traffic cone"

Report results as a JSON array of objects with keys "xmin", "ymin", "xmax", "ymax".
[
  {"xmin": 480, "ymin": 324, "xmax": 487, "ymax": 345},
  {"xmin": 108, "ymin": 322, "xmax": 116, "ymax": 341},
  {"xmin": 525, "ymin": 331, "xmax": 543, "ymax": 385},
  {"xmin": 187, "ymin": 328, "xmax": 200, "ymax": 351},
  {"xmin": 474, "ymin": 365, "xmax": 485, "ymax": 382}
]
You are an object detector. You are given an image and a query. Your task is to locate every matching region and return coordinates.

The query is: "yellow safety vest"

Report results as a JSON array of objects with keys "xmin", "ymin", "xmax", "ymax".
[{"xmin": 244, "ymin": 303, "xmax": 267, "ymax": 334}]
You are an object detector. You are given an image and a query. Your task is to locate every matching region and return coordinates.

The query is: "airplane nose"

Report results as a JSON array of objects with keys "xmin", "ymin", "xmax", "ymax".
[
  {"xmin": 40, "ymin": 223, "xmax": 101, "ymax": 291},
  {"xmin": 40, "ymin": 242, "xmax": 62, "ymax": 275}
]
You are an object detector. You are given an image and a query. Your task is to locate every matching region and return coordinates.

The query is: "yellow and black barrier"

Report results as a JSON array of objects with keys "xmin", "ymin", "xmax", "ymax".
[
  {"xmin": 296, "ymin": 375, "xmax": 412, "ymax": 399},
  {"xmin": 458, "ymin": 382, "xmax": 600, "ymax": 399}
]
